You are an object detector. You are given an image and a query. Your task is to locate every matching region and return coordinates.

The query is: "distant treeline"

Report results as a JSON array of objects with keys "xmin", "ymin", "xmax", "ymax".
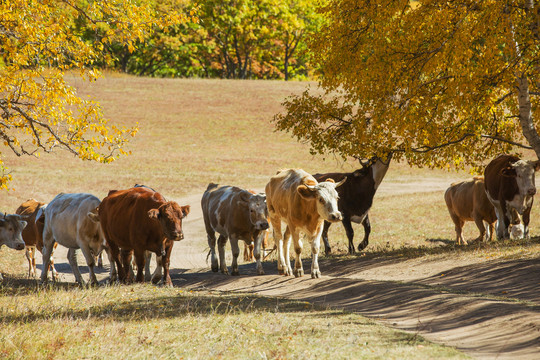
[{"xmin": 75, "ymin": 0, "xmax": 323, "ymax": 80}]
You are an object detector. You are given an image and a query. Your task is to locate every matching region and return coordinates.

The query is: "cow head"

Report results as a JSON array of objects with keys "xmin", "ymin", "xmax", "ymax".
[
  {"xmin": 297, "ymin": 178, "xmax": 346, "ymax": 222},
  {"xmin": 0, "ymin": 213, "xmax": 27, "ymax": 250},
  {"xmin": 501, "ymin": 159, "xmax": 540, "ymax": 196},
  {"xmin": 148, "ymin": 201, "xmax": 190, "ymax": 241},
  {"xmin": 239, "ymin": 192, "xmax": 269, "ymax": 231}
]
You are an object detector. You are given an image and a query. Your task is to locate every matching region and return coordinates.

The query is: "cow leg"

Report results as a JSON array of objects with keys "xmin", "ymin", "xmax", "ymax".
[
  {"xmin": 26, "ymin": 246, "xmax": 35, "ymax": 277},
  {"xmin": 50, "ymin": 243, "xmax": 59, "ymax": 280},
  {"xmin": 497, "ymin": 203, "xmax": 511, "ymax": 239},
  {"xmin": 217, "ymin": 235, "xmax": 229, "ymax": 274},
  {"xmin": 473, "ymin": 215, "xmax": 486, "ymax": 243},
  {"xmin": 67, "ymin": 248, "xmax": 85, "ymax": 286},
  {"xmin": 79, "ymin": 242, "xmax": 98, "ymax": 286},
  {"xmin": 321, "ymin": 221, "xmax": 332, "ymax": 256},
  {"xmin": 206, "ymin": 231, "xmax": 219, "ymax": 273},
  {"xmin": 103, "ymin": 245, "xmax": 117, "ymax": 282},
  {"xmin": 342, "ymin": 217, "xmax": 356, "ymax": 254},
  {"xmin": 358, "ymin": 215, "xmax": 371, "ymax": 252},
  {"xmin": 253, "ymin": 231, "xmax": 265, "ymax": 275},
  {"xmin": 144, "ymin": 251, "xmax": 152, "ymax": 282},
  {"xmin": 161, "ymin": 244, "xmax": 173, "ymax": 286},
  {"xmin": 291, "ymin": 229, "xmax": 304, "ymax": 277},
  {"xmin": 230, "ymin": 236, "xmax": 241, "ymax": 276},
  {"xmin": 447, "ymin": 208, "xmax": 466, "ymax": 245},
  {"xmin": 107, "ymin": 242, "xmax": 124, "ymax": 284},
  {"xmin": 310, "ymin": 224, "xmax": 324, "ymax": 279},
  {"xmin": 40, "ymin": 227, "xmax": 55, "ymax": 284},
  {"xmin": 272, "ymin": 220, "xmax": 287, "ymax": 275},
  {"xmin": 121, "ymin": 249, "xmax": 134, "ymax": 283},
  {"xmin": 282, "ymin": 227, "xmax": 293, "ymax": 276},
  {"xmin": 522, "ymin": 202, "xmax": 532, "ymax": 238},
  {"xmin": 133, "ymin": 249, "xmax": 146, "ymax": 283},
  {"xmin": 152, "ymin": 255, "xmax": 163, "ymax": 284}
]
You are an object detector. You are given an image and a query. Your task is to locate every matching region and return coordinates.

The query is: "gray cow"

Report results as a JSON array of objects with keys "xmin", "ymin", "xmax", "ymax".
[
  {"xmin": 0, "ymin": 213, "xmax": 27, "ymax": 280},
  {"xmin": 40, "ymin": 193, "xmax": 107, "ymax": 286},
  {"xmin": 202, "ymin": 183, "xmax": 269, "ymax": 276}
]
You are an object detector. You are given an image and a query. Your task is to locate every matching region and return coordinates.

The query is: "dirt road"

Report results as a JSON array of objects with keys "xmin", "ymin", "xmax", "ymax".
[{"xmin": 46, "ymin": 180, "xmax": 540, "ymax": 359}]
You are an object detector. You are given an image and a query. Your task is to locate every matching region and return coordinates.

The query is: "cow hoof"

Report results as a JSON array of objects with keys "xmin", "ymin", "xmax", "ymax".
[
  {"xmin": 324, "ymin": 247, "xmax": 332, "ymax": 256},
  {"xmin": 257, "ymin": 269, "xmax": 265, "ymax": 276},
  {"xmin": 311, "ymin": 270, "xmax": 321, "ymax": 279},
  {"xmin": 211, "ymin": 265, "xmax": 219, "ymax": 272},
  {"xmin": 151, "ymin": 276, "xmax": 161, "ymax": 285},
  {"xmin": 357, "ymin": 242, "xmax": 368, "ymax": 252},
  {"xmin": 231, "ymin": 270, "xmax": 240, "ymax": 276},
  {"xmin": 221, "ymin": 269, "xmax": 229, "ymax": 275},
  {"xmin": 294, "ymin": 268, "xmax": 304, "ymax": 277}
]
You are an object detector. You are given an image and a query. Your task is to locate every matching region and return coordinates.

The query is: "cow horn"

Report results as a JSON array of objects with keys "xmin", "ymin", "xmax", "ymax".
[{"xmin": 335, "ymin": 177, "xmax": 347, "ymax": 188}]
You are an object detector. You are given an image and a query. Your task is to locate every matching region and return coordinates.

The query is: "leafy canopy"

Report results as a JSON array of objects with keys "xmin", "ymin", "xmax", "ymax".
[
  {"xmin": 275, "ymin": 0, "xmax": 540, "ymax": 169},
  {"xmin": 0, "ymin": 0, "xmax": 186, "ymax": 188}
]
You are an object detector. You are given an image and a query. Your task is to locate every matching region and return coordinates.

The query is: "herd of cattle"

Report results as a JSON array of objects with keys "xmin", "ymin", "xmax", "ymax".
[{"xmin": 0, "ymin": 153, "xmax": 538, "ymax": 285}]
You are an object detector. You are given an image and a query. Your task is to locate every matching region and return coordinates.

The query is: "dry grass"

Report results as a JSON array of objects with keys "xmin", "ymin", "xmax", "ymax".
[{"xmin": 0, "ymin": 282, "xmax": 468, "ymax": 360}]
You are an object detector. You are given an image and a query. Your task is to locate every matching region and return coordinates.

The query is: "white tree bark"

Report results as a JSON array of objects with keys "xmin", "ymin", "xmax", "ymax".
[{"xmin": 516, "ymin": 75, "xmax": 540, "ymax": 159}]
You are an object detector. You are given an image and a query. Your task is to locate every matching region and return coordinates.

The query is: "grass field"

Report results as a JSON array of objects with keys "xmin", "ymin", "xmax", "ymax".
[{"xmin": 2, "ymin": 75, "xmax": 539, "ymax": 358}]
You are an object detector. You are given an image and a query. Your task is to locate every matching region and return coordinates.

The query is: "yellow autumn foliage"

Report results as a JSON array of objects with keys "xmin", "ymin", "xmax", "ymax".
[
  {"xmin": 275, "ymin": 0, "xmax": 540, "ymax": 169},
  {"xmin": 0, "ymin": 0, "xmax": 187, "ymax": 188}
]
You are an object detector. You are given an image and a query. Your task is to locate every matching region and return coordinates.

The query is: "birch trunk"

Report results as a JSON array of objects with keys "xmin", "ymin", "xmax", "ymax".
[{"xmin": 517, "ymin": 74, "xmax": 540, "ymax": 159}]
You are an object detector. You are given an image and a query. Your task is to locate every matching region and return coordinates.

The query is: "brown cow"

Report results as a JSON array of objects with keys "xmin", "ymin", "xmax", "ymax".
[
  {"xmin": 484, "ymin": 154, "xmax": 540, "ymax": 239},
  {"xmin": 15, "ymin": 199, "xmax": 58, "ymax": 279},
  {"xmin": 444, "ymin": 176, "xmax": 498, "ymax": 245},
  {"xmin": 265, "ymin": 169, "xmax": 345, "ymax": 278},
  {"xmin": 95, "ymin": 187, "xmax": 190, "ymax": 286}
]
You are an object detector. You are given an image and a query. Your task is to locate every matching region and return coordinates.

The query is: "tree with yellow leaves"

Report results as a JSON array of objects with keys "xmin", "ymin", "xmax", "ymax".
[
  {"xmin": 0, "ymin": 0, "xmax": 186, "ymax": 188},
  {"xmin": 275, "ymin": 1, "xmax": 540, "ymax": 169}
]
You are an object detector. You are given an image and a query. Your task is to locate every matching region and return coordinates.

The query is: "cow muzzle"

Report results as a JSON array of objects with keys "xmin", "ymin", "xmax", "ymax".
[
  {"xmin": 15, "ymin": 243, "xmax": 25, "ymax": 251},
  {"xmin": 255, "ymin": 221, "xmax": 269, "ymax": 231},
  {"xmin": 171, "ymin": 231, "xmax": 184, "ymax": 241},
  {"xmin": 528, "ymin": 187, "xmax": 537, "ymax": 196},
  {"xmin": 328, "ymin": 212, "xmax": 342, "ymax": 223}
]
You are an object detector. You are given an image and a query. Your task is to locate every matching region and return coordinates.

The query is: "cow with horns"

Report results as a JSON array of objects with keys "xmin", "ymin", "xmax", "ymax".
[{"xmin": 313, "ymin": 153, "xmax": 391, "ymax": 254}]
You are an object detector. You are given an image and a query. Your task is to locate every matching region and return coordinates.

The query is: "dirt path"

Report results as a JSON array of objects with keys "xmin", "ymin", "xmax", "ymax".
[{"xmin": 46, "ymin": 180, "xmax": 540, "ymax": 359}]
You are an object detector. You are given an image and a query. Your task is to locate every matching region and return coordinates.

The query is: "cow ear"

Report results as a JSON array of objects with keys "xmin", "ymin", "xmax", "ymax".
[
  {"xmin": 237, "ymin": 200, "xmax": 248, "ymax": 209},
  {"xmin": 148, "ymin": 209, "xmax": 160, "ymax": 219},
  {"xmin": 501, "ymin": 167, "xmax": 517, "ymax": 177},
  {"xmin": 87, "ymin": 211, "xmax": 100, "ymax": 223},
  {"xmin": 297, "ymin": 185, "xmax": 317, "ymax": 199},
  {"xmin": 240, "ymin": 192, "xmax": 251, "ymax": 202},
  {"xmin": 534, "ymin": 160, "xmax": 540, "ymax": 171},
  {"xmin": 325, "ymin": 178, "xmax": 335, "ymax": 183},
  {"xmin": 19, "ymin": 220, "xmax": 27, "ymax": 230},
  {"xmin": 181, "ymin": 205, "xmax": 190, "ymax": 217}
]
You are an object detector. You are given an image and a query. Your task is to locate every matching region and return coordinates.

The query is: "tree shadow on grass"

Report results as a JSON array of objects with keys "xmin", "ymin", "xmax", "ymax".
[{"xmin": 0, "ymin": 286, "xmax": 320, "ymax": 325}]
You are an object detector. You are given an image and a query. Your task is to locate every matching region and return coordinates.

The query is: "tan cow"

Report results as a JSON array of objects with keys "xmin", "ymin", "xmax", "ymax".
[
  {"xmin": 445, "ymin": 176, "xmax": 525, "ymax": 245},
  {"xmin": 444, "ymin": 176, "xmax": 498, "ymax": 245},
  {"xmin": 265, "ymin": 169, "xmax": 345, "ymax": 278},
  {"xmin": 15, "ymin": 199, "xmax": 58, "ymax": 279}
]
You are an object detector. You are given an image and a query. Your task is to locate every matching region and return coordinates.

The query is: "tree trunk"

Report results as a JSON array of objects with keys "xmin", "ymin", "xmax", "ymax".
[{"xmin": 516, "ymin": 74, "xmax": 540, "ymax": 159}]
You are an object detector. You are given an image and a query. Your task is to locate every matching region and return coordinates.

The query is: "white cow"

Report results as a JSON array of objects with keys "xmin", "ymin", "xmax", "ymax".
[
  {"xmin": 0, "ymin": 213, "xmax": 27, "ymax": 280},
  {"xmin": 265, "ymin": 169, "xmax": 345, "ymax": 278},
  {"xmin": 40, "ymin": 193, "xmax": 107, "ymax": 286}
]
